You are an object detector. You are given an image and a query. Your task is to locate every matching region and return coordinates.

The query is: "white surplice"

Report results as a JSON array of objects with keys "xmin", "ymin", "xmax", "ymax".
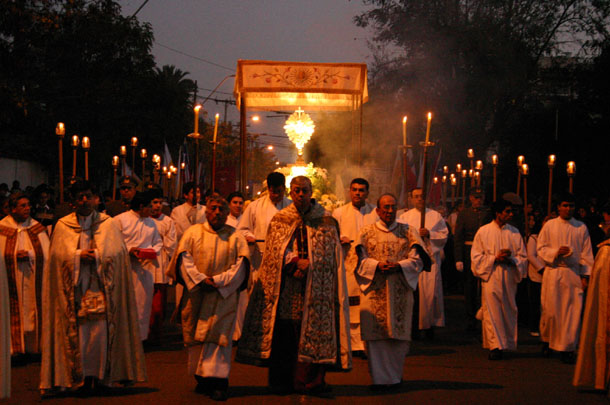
[
  {"xmin": 114, "ymin": 211, "xmax": 163, "ymax": 340},
  {"xmin": 181, "ymin": 252, "xmax": 247, "ymax": 378},
  {"xmin": 527, "ymin": 234, "xmax": 544, "ymax": 284},
  {"xmin": 225, "ymin": 214, "xmax": 240, "ymax": 229},
  {"xmin": 333, "ymin": 201, "xmax": 375, "ymax": 351},
  {"xmin": 399, "ymin": 208, "xmax": 448, "ymax": 329},
  {"xmin": 237, "ymin": 195, "xmax": 291, "ymax": 271},
  {"xmin": 537, "ymin": 217, "xmax": 594, "ymax": 351},
  {"xmin": 471, "ymin": 221, "xmax": 527, "ymax": 351},
  {"xmin": 151, "ymin": 213, "xmax": 177, "ymax": 284},
  {"xmin": 171, "ymin": 202, "xmax": 206, "ymax": 242}
]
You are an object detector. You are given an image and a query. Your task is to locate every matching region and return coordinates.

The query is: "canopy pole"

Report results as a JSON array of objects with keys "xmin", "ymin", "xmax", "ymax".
[{"xmin": 240, "ymin": 97, "xmax": 247, "ymax": 195}]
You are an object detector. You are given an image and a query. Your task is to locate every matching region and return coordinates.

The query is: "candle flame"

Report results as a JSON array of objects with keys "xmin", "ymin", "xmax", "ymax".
[
  {"xmin": 521, "ymin": 163, "xmax": 529, "ymax": 175},
  {"xmin": 194, "ymin": 105, "xmax": 202, "ymax": 112},
  {"xmin": 476, "ymin": 160, "xmax": 483, "ymax": 170},
  {"xmin": 467, "ymin": 148, "xmax": 474, "ymax": 158},
  {"xmin": 56, "ymin": 122, "xmax": 65, "ymax": 136},
  {"xmin": 492, "ymin": 154, "xmax": 498, "ymax": 165},
  {"xmin": 402, "ymin": 116, "xmax": 407, "ymax": 123},
  {"xmin": 131, "ymin": 137, "xmax": 138, "ymax": 147},
  {"xmin": 517, "ymin": 155, "xmax": 525, "ymax": 165},
  {"xmin": 427, "ymin": 112, "xmax": 432, "ymax": 120},
  {"xmin": 462, "ymin": 170, "xmax": 468, "ymax": 178},
  {"xmin": 140, "ymin": 148, "xmax": 147, "ymax": 158},
  {"xmin": 112, "ymin": 156, "xmax": 119, "ymax": 167},
  {"xmin": 71, "ymin": 135, "xmax": 80, "ymax": 147},
  {"xmin": 567, "ymin": 161, "xmax": 576, "ymax": 175},
  {"xmin": 548, "ymin": 154, "xmax": 556, "ymax": 167},
  {"xmin": 120, "ymin": 145, "xmax": 127, "ymax": 156},
  {"xmin": 81, "ymin": 136, "xmax": 90, "ymax": 149},
  {"xmin": 443, "ymin": 165, "xmax": 448, "ymax": 174}
]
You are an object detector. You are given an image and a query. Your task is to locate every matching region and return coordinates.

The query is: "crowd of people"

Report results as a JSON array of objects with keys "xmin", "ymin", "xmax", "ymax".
[{"xmin": 0, "ymin": 172, "xmax": 609, "ymax": 400}]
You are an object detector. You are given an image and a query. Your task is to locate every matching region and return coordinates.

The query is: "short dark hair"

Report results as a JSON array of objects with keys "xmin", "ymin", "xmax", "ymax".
[
  {"xmin": 182, "ymin": 181, "xmax": 199, "ymax": 197},
  {"xmin": 130, "ymin": 191, "xmax": 156, "ymax": 210},
  {"xmin": 350, "ymin": 178, "xmax": 369, "ymax": 190},
  {"xmin": 492, "ymin": 199, "xmax": 512, "ymax": 214},
  {"xmin": 227, "ymin": 191, "xmax": 244, "ymax": 203},
  {"xmin": 69, "ymin": 178, "xmax": 92, "ymax": 200},
  {"xmin": 148, "ymin": 186, "xmax": 163, "ymax": 200},
  {"xmin": 410, "ymin": 187, "xmax": 423, "ymax": 196},
  {"xmin": 206, "ymin": 193, "xmax": 229, "ymax": 213},
  {"xmin": 267, "ymin": 172, "xmax": 286, "ymax": 188},
  {"xmin": 8, "ymin": 192, "xmax": 29, "ymax": 210},
  {"xmin": 377, "ymin": 193, "xmax": 397, "ymax": 208}
]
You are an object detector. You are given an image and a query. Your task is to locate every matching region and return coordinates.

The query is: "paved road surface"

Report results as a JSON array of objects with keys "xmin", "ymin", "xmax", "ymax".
[{"xmin": 4, "ymin": 295, "xmax": 606, "ymax": 404}]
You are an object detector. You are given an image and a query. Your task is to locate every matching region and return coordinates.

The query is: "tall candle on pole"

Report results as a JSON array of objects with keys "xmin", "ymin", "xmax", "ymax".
[
  {"xmin": 420, "ymin": 112, "xmax": 433, "ymax": 229},
  {"xmin": 450, "ymin": 175, "xmax": 457, "ymax": 208},
  {"xmin": 179, "ymin": 162, "xmax": 185, "ymax": 199},
  {"xmin": 521, "ymin": 163, "xmax": 530, "ymax": 236},
  {"xmin": 467, "ymin": 149, "xmax": 475, "ymax": 187},
  {"xmin": 140, "ymin": 149, "xmax": 147, "ymax": 182},
  {"xmin": 492, "ymin": 154, "xmax": 498, "ymax": 202},
  {"xmin": 402, "ymin": 116, "xmax": 410, "ymax": 206},
  {"xmin": 567, "ymin": 161, "xmax": 576, "ymax": 193},
  {"xmin": 111, "ymin": 156, "xmax": 119, "ymax": 200},
  {"xmin": 56, "ymin": 123, "xmax": 65, "ymax": 203},
  {"xmin": 189, "ymin": 105, "xmax": 203, "ymax": 207},
  {"xmin": 461, "ymin": 169, "xmax": 467, "ymax": 205},
  {"xmin": 120, "ymin": 145, "xmax": 127, "ymax": 176},
  {"xmin": 71, "ymin": 135, "xmax": 80, "ymax": 178},
  {"xmin": 442, "ymin": 175, "xmax": 447, "ymax": 208},
  {"xmin": 152, "ymin": 154, "xmax": 161, "ymax": 184},
  {"xmin": 547, "ymin": 154, "xmax": 556, "ymax": 215},
  {"xmin": 456, "ymin": 163, "xmax": 462, "ymax": 203},
  {"xmin": 516, "ymin": 155, "xmax": 524, "ymax": 196},
  {"xmin": 211, "ymin": 113, "xmax": 220, "ymax": 192},
  {"xmin": 131, "ymin": 137, "xmax": 138, "ymax": 173},
  {"xmin": 82, "ymin": 136, "xmax": 90, "ymax": 180}
]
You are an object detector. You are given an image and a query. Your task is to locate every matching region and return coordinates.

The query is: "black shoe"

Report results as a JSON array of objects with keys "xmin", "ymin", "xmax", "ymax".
[
  {"xmin": 412, "ymin": 329, "xmax": 421, "ymax": 340},
  {"xmin": 541, "ymin": 343, "xmax": 550, "ymax": 358},
  {"xmin": 488, "ymin": 349, "xmax": 503, "ymax": 360},
  {"xmin": 210, "ymin": 389, "xmax": 228, "ymax": 401},
  {"xmin": 269, "ymin": 385, "xmax": 294, "ymax": 395},
  {"xmin": 560, "ymin": 351, "xmax": 575, "ymax": 364},
  {"xmin": 425, "ymin": 328, "xmax": 434, "ymax": 340}
]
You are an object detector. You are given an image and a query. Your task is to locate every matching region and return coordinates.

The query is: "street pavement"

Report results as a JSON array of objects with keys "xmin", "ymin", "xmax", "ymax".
[{"xmin": 4, "ymin": 295, "xmax": 607, "ymax": 404}]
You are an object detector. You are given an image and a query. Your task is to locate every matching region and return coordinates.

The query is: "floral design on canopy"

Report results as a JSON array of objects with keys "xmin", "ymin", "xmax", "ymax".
[{"xmin": 252, "ymin": 66, "xmax": 352, "ymax": 87}]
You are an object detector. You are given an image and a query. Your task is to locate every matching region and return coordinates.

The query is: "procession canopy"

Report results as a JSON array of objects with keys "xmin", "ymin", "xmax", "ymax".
[{"xmin": 234, "ymin": 60, "xmax": 368, "ymax": 111}]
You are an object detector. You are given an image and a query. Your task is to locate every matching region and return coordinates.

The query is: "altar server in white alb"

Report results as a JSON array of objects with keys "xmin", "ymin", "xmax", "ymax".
[
  {"xmin": 332, "ymin": 178, "xmax": 375, "ymax": 354},
  {"xmin": 537, "ymin": 192, "xmax": 594, "ymax": 363},
  {"xmin": 0, "ymin": 192, "xmax": 49, "ymax": 359},
  {"xmin": 237, "ymin": 172, "xmax": 291, "ymax": 272},
  {"xmin": 398, "ymin": 187, "xmax": 448, "ymax": 338},
  {"xmin": 114, "ymin": 191, "xmax": 163, "ymax": 341},
  {"xmin": 171, "ymin": 182, "xmax": 206, "ymax": 242},
  {"xmin": 355, "ymin": 193, "xmax": 430, "ymax": 391},
  {"xmin": 225, "ymin": 191, "xmax": 244, "ymax": 228},
  {"xmin": 471, "ymin": 199, "xmax": 527, "ymax": 360},
  {"xmin": 168, "ymin": 194, "xmax": 249, "ymax": 401},
  {"xmin": 148, "ymin": 186, "xmax": 177, "ymax": 341}
]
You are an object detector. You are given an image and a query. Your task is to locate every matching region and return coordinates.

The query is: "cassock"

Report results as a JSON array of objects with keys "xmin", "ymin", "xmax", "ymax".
[
  {"xmin": 0, "ymin": 215, "xmax": 49, "ymax": 355},
  {"xmin": 0, "ymin": 242, "xmax": 10, "ymax": 398},
  {"xmin": 471, "ymin": 221, "xmax": 527, "ymax": 351},
  {"xmin": 237, "ymin": 202, "xmax": 351, "ymax": 390},
  {"xmin": 537, "ymin": 217, "xmax": 594, "ymax": 352},
  {"xmin": 114, "ymin": 211, "xmax": 163, "ymax": 340},
  {"xmin": 332, "ymin": 201, "xmax": 376, "ymax": 351},
  {"xmin": 150, "ymin": 213, "xmax": 177, "ymax": 337},
  {"xmin": 573, "ymin": 240, "xmax": 610, "ymax": 392},
  {"xmin": 355, "ymin": 220, "xmax": 429, "ymax": 385},
  {"xmin": 171, "ymin": 202, "xmax": 206, "ymax": 241},
  {"xmin": 40, "ymin": 212, "xmax": 146, "ymax": 393},
  {"xmin": 167, "ymin": 222, "xmax": 249, "ymax": 383},
  {"xmin": 398, "ymin": 208, "xmax": 448, "ymax": 330}
]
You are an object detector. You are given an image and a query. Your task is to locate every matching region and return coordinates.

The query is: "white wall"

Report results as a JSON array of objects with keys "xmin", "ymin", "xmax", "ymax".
[{"xmin": 0, "ymin": 158, "xmax": 49, "ymax": 188}]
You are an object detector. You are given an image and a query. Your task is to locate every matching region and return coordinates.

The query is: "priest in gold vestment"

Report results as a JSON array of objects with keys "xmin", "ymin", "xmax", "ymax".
[
  {"xmin": 355, "ymin": 193, "xmax": 430, "ymax": 391},
  {"xmin": 237, "ymin": 176, "xmax": 351, "ymax": 397}
]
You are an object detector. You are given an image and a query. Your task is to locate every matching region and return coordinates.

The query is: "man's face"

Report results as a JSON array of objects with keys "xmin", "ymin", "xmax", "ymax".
[
  {"xmin": 495, "ymin": 206, "xmax": 514, "ymax": 226},
  {"xmin": 412, "ymin": 189, "xmax": 425, "ymax": 211},
  {"xmin": 150, "ymin": 198, "xmax": 163, "ymax": 216},
  {"xmin": 557, "ymin": 201, "xmax": 575, "ymax": 220},
  {"xmin": 74, "ymin": 190, "xmax": 94, "ymax": 216},
  {"xmin": 138, "ymin": 202, "xmax": 152, "ymax": 218},
  {"xmin": 206, "ymin": 200, "xmax": 228, "ymax": 230},
  {"xmin": 11, "ymin": 197, "xmax": 30, "ymax": 223},
  {"xmin": 184, "ymin": 187, "xmax": 201, "ymax": 204},
  {"xmin": 376, "ymin": 195, "xmax": 397, "ymax": 226},
  {"xmin": 470, "ymin": 194, "xmax": 484, "ymax": 209},
  {"xmin": 38, "ymin": 192, "xmax": 49, "ymax": 206},
  {"xmin": 350, "ymin": 183, "xmax": 369, "ymax": 207},
  {"xmin": 119, "ymin": 185, "xmax": 136, "ymax": 202},
  {"xmin": 269, "ymin": 185, "xmax": 285, "ymax": 204},
  {"xmin": 290, "ymin": 180, "xmax": 312, "ymax": 213},
  {"xmin": 229, "ymin": 196, "xmax": 244, "ymax": 218}
]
